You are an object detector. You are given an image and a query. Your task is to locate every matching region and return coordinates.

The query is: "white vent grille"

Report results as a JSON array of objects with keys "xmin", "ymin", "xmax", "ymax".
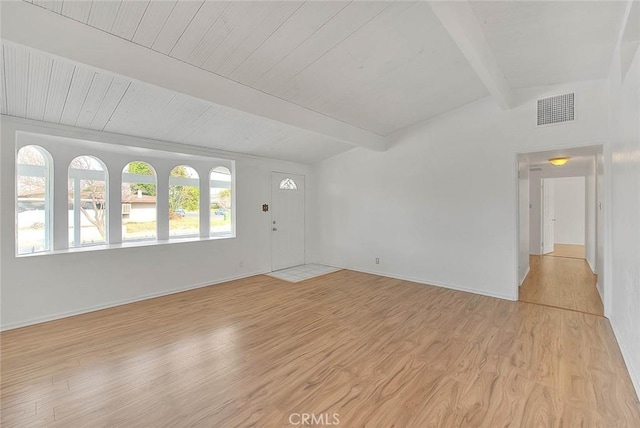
[{"xmin": 537, "ymin": 93, "xmax": 574, "ymax": 126}]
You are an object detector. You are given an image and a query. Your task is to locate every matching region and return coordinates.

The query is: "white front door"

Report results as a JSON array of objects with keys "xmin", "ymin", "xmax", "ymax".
[
  {"xmin": 271, "ymin": 172, "xmax": 305, "ymax": 271},
  {"xmin": 542, "ymin": 178, "xmax": 555, "ymax": 254}
]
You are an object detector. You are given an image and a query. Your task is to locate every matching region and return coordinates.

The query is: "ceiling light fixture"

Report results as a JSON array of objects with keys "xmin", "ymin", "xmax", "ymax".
[{"xmin": 549, "ymin": 157, "xmax": 570, "ymax": 166}]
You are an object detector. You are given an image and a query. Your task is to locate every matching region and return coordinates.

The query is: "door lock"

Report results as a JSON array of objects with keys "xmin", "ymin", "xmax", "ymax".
[{"xmin": 272, "ymin": 227, "xmax": 277, "ymax": 231}]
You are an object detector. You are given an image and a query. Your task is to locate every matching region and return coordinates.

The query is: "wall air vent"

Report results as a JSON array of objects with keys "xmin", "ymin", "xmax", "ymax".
[{"xmin": 537, "ymin": 93, "xmax": 574, "ymax": 126}]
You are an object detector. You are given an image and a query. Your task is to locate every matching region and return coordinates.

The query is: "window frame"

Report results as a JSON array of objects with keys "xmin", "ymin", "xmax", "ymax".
[
  {"xmin": 209, "ymin": 166, "xmax": 233, "ymax": 238},
  {"xmin": 169, "ymin": 165, "xmax": 200, "ymax": 239},
  {"xmin": 14, "ymin": 131, "xmax": 235, "ymax": 257},
  {"xmin": 122, "ymin": 161, "xmax": 159, "ymax": 243},
  {"xmin": 68, "ymin": 155, "xmax": 109, "ymax": 248},
  {"xmin": 16, "ymin": 145, "xmax": 54, "ymax": 255}
]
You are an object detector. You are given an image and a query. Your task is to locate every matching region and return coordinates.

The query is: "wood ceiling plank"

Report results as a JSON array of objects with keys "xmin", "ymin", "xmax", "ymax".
[
  {"xmin": 112, "ymin": 0, "xmax": 150, "ymax": 40},
  {"xmin": 132, "ymin": 0, "xmax": 178, "ymax": 48},
  {"xmin": 61, "ymin": 0, "xmax": 92, "ymax": 23},
  {"xmin": 151, "ymin": 0, "xmax": 204, "ymax": 54},
  {"xmin": 26, "ymin": 50, "xmax": 53, "ymax": 121},
  {"xmin": 186, "ymin": 108, "xmax": 268, "ymax": 150},
  {"xmin": 75, "ymin": 73, "xmax": 114, "ymax": 128},
  {"xmin": 138, "ymin": 94, "xmax": 211, "ymax": 141},
  {"xmin": 274, "ymin": 1, "xmax": 489, "ymax": 135},
  {"xmin": 170, "ymin": 1, "xmax": 230, "ymax": 61},
  {"xmin": 43, "ymin": 58, "xmax": 75, "ymax": 124},
  {"xmin": 162, "ymin": 104, "xmax": 218, "ymax": 143},
  {"xmin": 59, "ymin": 67, "xmax": 95, "ymax": 126},
  {"xmin": 253, "ymin": 1, "xmax": 390, "ymax": 94},
  {"xmin": 32, "ymin": 0, "xmax": 63, "ymax": 14},
  {"xmin": 89, "ymin": 77, "xmax": 130, "ymax": 131},
  {"xmin": 184, "ymin": 1, "xmax": 258, "ymax": 68},
  {"xmin": 212, "ymin": 1, "xmax": 303, "ymax": 77},
  {"xmin": 103, "ymin": 81, "xmax": 175, "ymax": 137},
  {"xmin": 228, "ymin": 1, "xmax": 348, "ymax": 85},
  {"xmin": 87, "ymin": 1, "xmax": 122, "ymax": 32},
  {"xmin": 3, "ymin": 43, "xmax": 29, "ymax": 118}
]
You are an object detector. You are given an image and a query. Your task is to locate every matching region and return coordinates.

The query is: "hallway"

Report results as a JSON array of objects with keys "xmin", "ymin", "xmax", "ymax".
[{"xmin": 520, "ymin": 255, "xmax": 603, "ymax": 316}]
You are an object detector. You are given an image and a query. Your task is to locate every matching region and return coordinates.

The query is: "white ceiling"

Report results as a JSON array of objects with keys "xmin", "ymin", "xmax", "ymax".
[
  {"xmin": 0, "ymin": 42, "xmax": 352, "ymax": 164},
  {"xmin": 1, "ymin": 1, "xmax": 632, "ymax": 163},
  {"xmin": 471, "ymin": 1, "xmax": 628, "ymax": 88}
]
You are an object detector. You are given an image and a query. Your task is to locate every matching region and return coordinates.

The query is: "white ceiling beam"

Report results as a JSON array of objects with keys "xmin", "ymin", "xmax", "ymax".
[
  {"xmin": 428, "ymin": 1, "xmax": 512, "ymax": 109},
  {"xmin": 1, "ymin": 1, "xmax": 386, "ymax": 152}
]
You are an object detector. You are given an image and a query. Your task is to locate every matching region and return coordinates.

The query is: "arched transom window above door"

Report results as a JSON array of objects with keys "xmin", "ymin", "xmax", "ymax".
[{"xmin": 279, "ymin": 178, "xmax": 298, "ymax": 190}]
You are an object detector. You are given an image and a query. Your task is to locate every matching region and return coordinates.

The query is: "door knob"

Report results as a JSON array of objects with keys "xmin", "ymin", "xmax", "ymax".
[{"xmin": 272, "ymin": 227, "xmax": 277, "ymax": 231}]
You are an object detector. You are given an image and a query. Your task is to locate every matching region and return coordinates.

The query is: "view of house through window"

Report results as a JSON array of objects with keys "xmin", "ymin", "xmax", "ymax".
[
  {"xmin": 68, "ymin": 156, "xmax": 108, "ymax": 247},
  {"xmin": 16, "ymin": 145, "xmax": 52, "ymax": 255},
  {"xmin": 169, "ymin": 165, "xmax": 200, "ymax": 237},
  {"xmin": 122, "ymin": 162, "xmax": 157, "ymax": 241},
  {"xmin": 210, "ymin": 167, "xmax": 232, "ymax": 237}
]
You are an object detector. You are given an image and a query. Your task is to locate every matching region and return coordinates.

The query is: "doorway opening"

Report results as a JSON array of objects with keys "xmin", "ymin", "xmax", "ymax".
[{"xmin": 517, "ymin": 145, "xmax": 604, "ymax": 316}]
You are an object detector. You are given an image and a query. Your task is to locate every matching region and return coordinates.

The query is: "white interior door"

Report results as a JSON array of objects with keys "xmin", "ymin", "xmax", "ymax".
[
  {"xmin": 542, "ymin": 178, "xmax": 555, "ymax": 254},
  {"xmin": 271, "ymin": 172, "xmax": 305, "ymax": 271}
]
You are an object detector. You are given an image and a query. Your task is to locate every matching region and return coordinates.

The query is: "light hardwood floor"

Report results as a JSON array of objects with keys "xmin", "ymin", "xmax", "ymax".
[
  {"xmin": 548, "ymin": 244, "xmax": 586, "ymax": 259},
  {"xmin": 520, "ymin": 255, "xmax": 603, "ymax": 315},
  {"xmin": 2, "ymin": 270, "xmax": 638, "ymax": 427}
]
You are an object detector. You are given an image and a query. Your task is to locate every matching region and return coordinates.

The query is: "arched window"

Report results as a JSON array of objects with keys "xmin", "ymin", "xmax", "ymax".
[
  {"xmin": 169, "ymin": 165, "xmax": 199, "ymax": 238},
  {"xmin": 279, "ymin": 177, "xmax": 298, "ymax": 190},
  {"xmin": 122, "ymin": 162, "xmax": 157, "ymax": 241},
  {"xmin": 68, "ymin": 156, "xmax": 108, "ymax": 247},
  {"xmin": 16, "ymin": 145, "xmax": 53, "ymax": 254},
  {"xmin": 210, "ymin": 166, "xmax": 232, "ymax": 237}
]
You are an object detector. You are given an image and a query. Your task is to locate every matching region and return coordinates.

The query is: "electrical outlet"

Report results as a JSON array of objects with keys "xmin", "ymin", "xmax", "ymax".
[
  {"xmin": 375, "ymin": 258, "xmax": 380, "ymax": 264},
  {"xmin": 239, "ymin": 261, "xmax": 244, "ymax": 268}
]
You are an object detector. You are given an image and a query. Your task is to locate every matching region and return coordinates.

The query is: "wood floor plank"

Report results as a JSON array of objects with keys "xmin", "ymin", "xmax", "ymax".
[{"xmin": 1, "ymin": 269, "xmax": 638, "ymax": 427}]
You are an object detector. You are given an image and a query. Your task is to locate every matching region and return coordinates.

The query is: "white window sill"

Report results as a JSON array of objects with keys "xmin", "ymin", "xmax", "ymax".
[{"xmin": 16, "ymin": 234, "xmax": 235, "ymax": 258}]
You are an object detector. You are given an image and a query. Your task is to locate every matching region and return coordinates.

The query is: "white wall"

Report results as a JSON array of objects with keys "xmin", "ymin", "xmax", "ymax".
[
  {"xmin": 0, "ymin": 117, "xmax": 314, "ymax": 330},
  {"xmin": 552, "ymin": 177, "xmax": 586, "ymax": 245},
  {"xmin": 311, "ymin": 80, "xmax": 610, "ymax": 301},
  {"xmin": 608, "ymin": 29, "xmax": 640, "ymax": 397}
]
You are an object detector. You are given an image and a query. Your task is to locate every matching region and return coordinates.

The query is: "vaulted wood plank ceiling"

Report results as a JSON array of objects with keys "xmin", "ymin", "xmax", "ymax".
[{"xmin": 1, "ymin": 1, "xmax": 631, "ymax": 163}]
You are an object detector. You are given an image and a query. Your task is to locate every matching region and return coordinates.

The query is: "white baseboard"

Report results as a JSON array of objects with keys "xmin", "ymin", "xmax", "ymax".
[
  {"xmin": 610, "ymin": 320, "xmax": 640, "ymax": 400},
  {"xmin": 329, "ymin": 264, "xmax": 517, "ymax": 301},
  {"xmin": 0, "ymin": 270, "xmax": 269, "ymax": 331}
]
